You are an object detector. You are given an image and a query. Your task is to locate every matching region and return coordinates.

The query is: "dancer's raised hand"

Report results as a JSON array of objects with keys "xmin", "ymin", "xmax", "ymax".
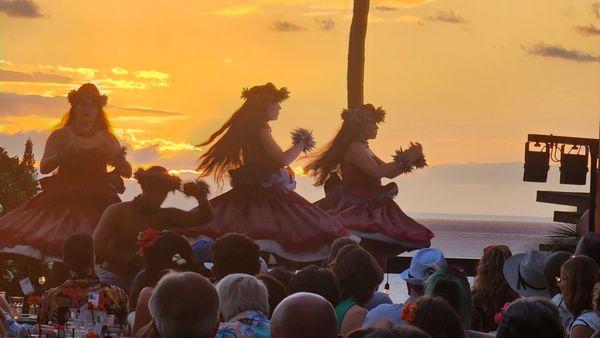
[{"xmin": 183, "ymin": 180, "xmax": 210, "ymax": 199}]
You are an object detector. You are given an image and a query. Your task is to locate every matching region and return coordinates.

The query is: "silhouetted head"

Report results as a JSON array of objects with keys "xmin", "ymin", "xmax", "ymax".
[
  {"xmin": 134, "ymin": 166, "xmax": 181, "ymax": 207},
  {"xmin": 61, "ymin": 83, "xmax": 111, "ymax": 132},
  {"xmin": 271, "ymin": 292, "xmax": 339, "ymax": 338},
  {"xmin": 409, "ymin": 296, "xmax": 466, "ymax": 338},
  {"xmin": 211, "ymin": 233, "xmax": 260, "ymax": 280},
  {"xmin": 560, "ymin": 255, "xmax": 599, "ymax": 317},
  {"xmin": 327, "ymin": 237, "xmax": 359, "ymax": 266},
  {"xmin": 496, "ymin": 298, "xmax": 563, "ymax": 338},
  {"xmin": 63, "ymin": 233, "xmax": 95, "ymax": 275},
  {"xmin": 288, "ymin": 265, "xmax": 340, "ymax": 307},
  {"xmin": 266, "ymin": 266, "xmax": 294, "ymax": 288},
  {"xmin": 333, "ymin": 245, "xmax": 383, "ymax": 306},
  {"xmin": 575, "ymin": 232, "xmax": 600, "ymax": 267},
  {"xmin": 424, "ymin": 266, "xmax": 472, "ymax": 328},
  {"xmin": 305, "ymin": 103, "xmax": 385, "ymax": 186},
  {"xmin": 216, "ymin": 273, "xmax": 269, "ymax": 321},
  {"xmin": 543, "ymin": 251, "xmax": 572, "ymax": 296}
]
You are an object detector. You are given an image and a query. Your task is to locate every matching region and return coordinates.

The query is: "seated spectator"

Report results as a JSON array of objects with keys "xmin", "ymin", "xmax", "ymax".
[
  {"xmin": 424, "ymin": 266, "xmax": 472, "ymax": 329},
  {"xmin": 327, "ymin": 237, "xmax": 359, "ymax": 267},
  {"xmin": 256, "ymin": 274, "xmax": 289, "ymax": 318},
  {"xmin": 401, "ymin": 248, "xmax": 447, "ymax": 304},
  {"xmin": 471, "ymin": 245, "xmax": 518, "ymax": 332},
  {"xmin": 348, "ymin": 326, "xmax": 431, "ymax": 338},
  {"xmin": 130, "ymin": 230, "xmax": 199, "ymax": 334},
  {"xmin": 575, "ymin": 233, "xmax": 600, "ymax": 267},
  {"xmin": 502, "ymin": 250, "xmax": 550, "ymax": 298},
  {"xmin": 137, "ymin": 271, "xmax": 219, "ymax": 338},
  {"xmin": 271, "ymin": 292, "xmax": 339, "ymax": 338},
  {"xmin": 211, "ymin": 233, "xmax": 261, "ymax": 280},
  {"xmin": 267, "ymin": 266, "xmax": 295, "ymax": 288},
  {"xmin": 365, "ymin": 290, "xmax": 393, "ymax": 311},
  {"xmin": 544, "ymin": 250, "xmax": 573, "ymax": 329},
  {"xmin": 333, "ymin": 245, "xmax": 383, "ymax": 336},
  {"xmin": 592, "ymin": 284, "xmax": 600, "ymax": 338},
  {"xmin": 39, "ymin": 233, "xmax": 128, "ymax": 326},
  {"xmin": 496, "ymin": 297, "xmax": 563, "ymax": 338},
  {"xmin": 215, "ymin": 273, "xmax": 270, "ymax": 338},
  {"xmin": 288, "ymin": 265, "xmax": 340, "ymax": 307},
  {"xmin": 404, "ymin": 296, "xmax": 466, "ymax": 338},
  {"xmin": 561, "ymin": 255, "xmax": 600, "ymax": 338}
]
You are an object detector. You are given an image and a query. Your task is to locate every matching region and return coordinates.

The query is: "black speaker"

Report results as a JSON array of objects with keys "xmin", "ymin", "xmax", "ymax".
[
  {"xmin": 560, "ymin": 145, "xmax": 588, "ymax": 185},
  {"xmin": 523, "ymin": 142, "xmax": 550, "ymax": 182}
]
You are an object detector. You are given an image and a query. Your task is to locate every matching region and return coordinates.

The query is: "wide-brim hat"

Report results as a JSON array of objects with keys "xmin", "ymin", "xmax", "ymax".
[
  {"xmin": 503, "ymin": 251, "xmax": 551, "ymax": 298},
  {"xmin": 401, "ymin": 248, "xmax": 446, "ymax": 285}
]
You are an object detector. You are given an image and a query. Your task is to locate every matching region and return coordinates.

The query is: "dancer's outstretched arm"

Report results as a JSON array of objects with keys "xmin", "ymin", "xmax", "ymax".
[
  {"xmin": 105, "ymin": 133, "xmax": 132, "ymax": 178},
  {"xmin": 160, "ymin": 182, "xmax": 213, "ymax": 228},
  {"xmin": 259, "ymin": 127, "xmax": 304, "ymax": 166},
  {"xmin": 346, "ymin": 142, "xmax": 421, "ymax": 179}
]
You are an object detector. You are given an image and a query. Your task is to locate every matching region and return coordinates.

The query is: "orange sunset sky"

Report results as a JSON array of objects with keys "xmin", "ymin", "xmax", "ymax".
[{"xmin": 1, "ymin": 0, "xmax": 599, "ymax": 217}]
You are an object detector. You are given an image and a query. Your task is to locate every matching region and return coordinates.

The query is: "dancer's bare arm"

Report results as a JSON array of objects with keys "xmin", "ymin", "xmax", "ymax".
[
  {"xmin": 105, "ymin": 133, "xmax": 132, "ymax": 178},
  {"xmin": 345, "ymin": 142, "xmax": 419, "ymax": 179},
  {"xmin": 40, "ymin": 129, "xmax": 65, "ymax": 174},
  {"xmin": 93, "ymin": 204, "xmax": 122, "ymax": 264},
  {"xmin": 259, "ymin": 127, "xmax": 304, "ymax": 166},
  {"xmin": 160, "ymin": 183, "xmax": 213, "ymax": 228}
]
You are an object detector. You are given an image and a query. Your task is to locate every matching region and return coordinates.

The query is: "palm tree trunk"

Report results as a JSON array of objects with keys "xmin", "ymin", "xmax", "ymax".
[{"xmin": 347, "ymin": 0, "xmax": 370, "ymax": 109}]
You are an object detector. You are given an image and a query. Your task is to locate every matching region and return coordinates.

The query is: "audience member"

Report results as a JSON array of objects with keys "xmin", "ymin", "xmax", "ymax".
[
  {"xmin": 256, "ymin": 274, "xmax": 289, "ymax": 317},
  {"xmin": 333, "ymin": 245, "xmax": 383, "ymax": 336},
  {"xmin": 327, "ymin": 237, "xmax": 359, "ymax": 267},
  {"xmin": 425, "ymin": 266, "xmax": 472, "ymax": 329},
  {"xmin": 211, "ymin": 233, "xmax": 261, "ymax": 280},
  {"xmin": 592, "ymin": 284, "xmax": 600, "ymax": 338},
  {"xmin": 576, "ymin": 233, "xmax": 600, "ymax": 267},
  {"xmin": 561, "ymin": 255, "xmax": 600, "ymax": 338},
  {"xmin": 288, "ymin": 265, "xmax": 340, "ymax": 306},
  {"xmin": 405, "ymin": 296, "xmax": 466, "ymax": 338},
  {"xmin": 215, "ymin": 273, "xmax": 270, "ymax": 337},
  {"xmin": 138, "ymin": 272, "xmax": 219, "ymax": 338},
  {"xmin": 267, "ymin": 266, "xmax": 295, "ymax": 288},
  {"xmin": 544, "ymin": 250, "xmax": 573, "ymax": 329},
  {"xmin": 496, "ymin": 297, "xmax": 563, "ymax": 338},
  {"xmin": 39, "ymin": 233, "xmax": 128, "ymax": 326},
  {"xmin": 502, "ymin": 250, "xmax": 550, "ymax": 298},
  {"xmin": 348, "ymin": 326, "xmax": 431, "ymax": 338},
  {"xmin": 271, "ymin": 292, "xmax": 339, "ymax": 338}
]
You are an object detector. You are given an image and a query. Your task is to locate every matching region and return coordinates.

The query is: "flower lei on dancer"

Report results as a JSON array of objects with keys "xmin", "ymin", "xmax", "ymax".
[
  {"xmin": 190, "ymin": 82, "xmax": 349, "ymax": 263},
  {"xmin": 305, "ymin": 103, "xmax": 434, "ymax": 268}
]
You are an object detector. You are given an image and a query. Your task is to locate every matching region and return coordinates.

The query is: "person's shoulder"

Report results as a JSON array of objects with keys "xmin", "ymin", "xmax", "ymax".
[
  {"xmin": 103, "ymin": 201, "xmax": 130, "ymax": 215},
  {"xmin": 575, "ymin": 311, "xmax": 600, "ymax": 326},
  {"xmin": 348, "ymin": 141, "xmax": 367, "ymax": 151},
  {"xmin": 48, "ymin": 127, "xmax": 69, "ymax": 140}
]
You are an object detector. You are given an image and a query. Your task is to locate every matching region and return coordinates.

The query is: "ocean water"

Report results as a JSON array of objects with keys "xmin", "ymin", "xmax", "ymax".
[{"xmin": 380, "ymin": 216, "xmax": 560, "ymax": 303}]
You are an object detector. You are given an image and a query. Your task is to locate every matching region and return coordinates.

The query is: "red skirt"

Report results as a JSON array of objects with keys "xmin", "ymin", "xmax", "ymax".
[
  {"xmin": 182, "ymin": 169, "xmax": 350, "ymax": 262},
  {"xmin": 0, "ymin": 176, "xmax": 120, "ymax": 259},
  {"xmin": 316, "ymin": 182, "xmax": 433, "ymax": 249}
]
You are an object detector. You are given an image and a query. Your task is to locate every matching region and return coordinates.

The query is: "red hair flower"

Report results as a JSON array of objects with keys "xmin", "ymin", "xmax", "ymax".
[
  {"xmin": 136, "ymin": 228, "xmax": 163, "ymax": 256},
  {"xmin": 494, "ymin": 302, "xmax": 512, "ymax": 325},
  {"xmin": 402, "ymin": 302, "xmax": 417, "ymax": 323},
  {"xmin": 85, "ymin": 332, "xmax": 101, "ymax": 338},
  {"xmin": 27, "ymin": 295, "xmax": 41, "ymax": 305}
]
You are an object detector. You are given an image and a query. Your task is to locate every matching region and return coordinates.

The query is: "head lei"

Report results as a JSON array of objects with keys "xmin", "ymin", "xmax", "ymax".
[
  {"xmin": 67, "ymin": 83, "xmax": 108, "ymax": 107},
  {"xmin": 241, "ymin": 82, "xmax": 290, "ymax": 105},
  {"xmin": 341, "ymin": 104, "xmax": 386, "ymax": 124},
  {"xmin": 134, "ymin": 166, "xmax": 181, "ymax": 192}
]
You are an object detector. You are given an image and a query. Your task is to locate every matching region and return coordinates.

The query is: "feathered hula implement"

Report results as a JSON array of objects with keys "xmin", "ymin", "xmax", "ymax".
[
  {"xmin": 291, "ymin": 128, "xmax": 316, "ymax": 153},
  {"xmin": 392, "ymin": 142, "xmax": 428, "ymax": 174}
]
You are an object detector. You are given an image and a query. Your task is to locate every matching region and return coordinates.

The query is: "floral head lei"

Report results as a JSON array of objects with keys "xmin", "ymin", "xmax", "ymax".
[
  {"xmin": 241, "ymin": 82, "xmax": 290, "ymax": 105},
  {"xmin": 341, "ymin": 105, "xmax": 386, "ymax": 124},
  {"xmin": 136, "ymin": 228, "xmax": 164, "ymax": 256},
  {"xmin": 401, "ymin": 301, "xmax": 418, "ymax": 323},
  {"xmin": 67, "ymin": 83, "xmax": 108, "ymax": 108},
  {"xmin": 134, "ymin": 167, "xmax": 181, "ymax": 192}
]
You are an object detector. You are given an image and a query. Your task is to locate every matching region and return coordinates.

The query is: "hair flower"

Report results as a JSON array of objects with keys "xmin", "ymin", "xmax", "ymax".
[
  {"xmin": 494, "ymin": 302, "xmax": 512, "ymax": 325},
  {"xmin": 136, "ymin": 228, "xmax": 163, "ymax": 256},
  {"xmin": 172, "ymin": 253, "xmax": 188, "ymax": 266},
  {"xmin": 401, "ymin": 302, "xmax": 418, "ymax": 323}
]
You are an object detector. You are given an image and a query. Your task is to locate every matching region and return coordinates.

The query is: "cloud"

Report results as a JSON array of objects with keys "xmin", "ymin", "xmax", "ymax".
[
  {"xmin": 108, "ymin": 105, "xmax": 180, "ymax": 116},
  {"xmin": 573, "ymin": 24, "xmax": 600, "ymax": 36},
  {"xmin": 221, "ymin": 58, "xmax": 235, "ymax": 64},
  {"xmin": 134, "ymin": 70, "xmax": 169, "ymax": 81},
  {"xmin": 111, "ymin": 67, "xmax": 129, "ymax": 75},
  {"xmin": 374, "ymin": 6, "xmax": 398, "ymax": 11},
  {"xmin": 0, "ymin": 92, "xmax": 66, "ymax": 118},
  {"xmin": 0, "ymin": 69, "xmax": 72, "ymax": 84},
  {"xmin": 593, "ymin": 2, "xmax": 600, "ymax": 20},
  {"xmin": 273, "ymin": 20, "xmax": 305, "ymax": 32},
  {"xmin": 523, "ymin": 42, "xmax": 600, "ymax": 63},
  {"xmin": 38, "ymin": 65, "xmax": 98, "ymax": 79},
  {"xmin": 0, "ymin": 0, "xmax": 42, "ymax": 18},
  {"xmin": 315, "ymin": 18, "xmax": 335, "ymax": 31},
  {"xmin": 428, "ymin": 10, "xmax": 468, "ymax": 24},
  {"xmin": 207, "ymin": 4, "xmax": 260, "ymax": 16}
]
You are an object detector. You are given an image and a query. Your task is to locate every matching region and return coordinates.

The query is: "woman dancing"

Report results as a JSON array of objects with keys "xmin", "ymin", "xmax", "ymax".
[
  {"xmin": 188, "ymin": 83, "xmax": 349, "ymax": 263},
  {"xmin": 0, "ymin": 83, "xmax": 132, "ymax": 260},
  {"xmin": 305, "ymin": 103, "xmax": 433, "ymax": 267}
]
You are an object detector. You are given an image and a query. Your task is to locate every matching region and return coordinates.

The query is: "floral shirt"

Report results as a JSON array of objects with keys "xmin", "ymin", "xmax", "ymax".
[
  {"xmin": 215, "ymin": 310, "xmax": 270, "ymax": 338},
  {"xmin": 39, "ymin": 275, "xmax": 129, "ymax": 326}
]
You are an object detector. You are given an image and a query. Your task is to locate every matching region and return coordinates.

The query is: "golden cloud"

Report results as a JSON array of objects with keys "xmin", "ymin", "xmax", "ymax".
[{"xmin": 208, "ymin": 4, "xmax": 260, "ymax": 16}]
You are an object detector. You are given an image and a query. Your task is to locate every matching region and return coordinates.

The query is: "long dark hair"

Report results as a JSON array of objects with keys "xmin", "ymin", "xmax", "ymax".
[
  {"xmin": 305, "ymin": 103, "xmax": 382, "ymax": 186},
  {"xmin": 196, "ymin": 101, "xmax": 270, "ymax": 185},
  {"xmin": 58, "ymin": 83, "xmax": 112, "ymax": 132},
  {"xmin": 562, "ymin": 255, "xmax": 599, "ymax": 317}
]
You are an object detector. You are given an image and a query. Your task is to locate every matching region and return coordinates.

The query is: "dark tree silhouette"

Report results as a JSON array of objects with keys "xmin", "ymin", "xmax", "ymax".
[
  {"xmin": 347, "ymin": 0, "xmax": 370, "ymax": 109},
  {"xmin": 0, "ymin": 139, "xmax": 40, "ymax": 216}
]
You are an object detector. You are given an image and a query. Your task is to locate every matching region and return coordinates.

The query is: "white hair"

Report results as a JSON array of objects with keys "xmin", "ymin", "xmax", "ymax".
[
  {"xmin": 149, "ymin": 272, "xmax": 219, "ymax": 338},
  {"xmin": 216, "ymin": 273, "xmax": 269, "ymax": 320}
]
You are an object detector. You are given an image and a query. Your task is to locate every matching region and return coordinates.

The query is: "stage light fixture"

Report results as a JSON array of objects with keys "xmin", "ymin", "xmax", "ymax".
[
  {"xmin": 560, "ymin": 145, "xmax": 589, "ymax": 185},
  {"xmin": 523, "ymin": 142, "xmax": 550, "ymax": 182}
]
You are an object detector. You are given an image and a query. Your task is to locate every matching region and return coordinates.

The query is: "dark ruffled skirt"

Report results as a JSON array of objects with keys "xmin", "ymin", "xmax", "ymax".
[
  {"xmin": 182, "ymin": 168, "xmax": 350, "ymax": 262},
  {"xmin": 0, "ymin": 175, "xmax": 120, "ymax": 259},
  {"xmin": 316, "ymin": 182, "xmax": 433, "ymax": 250}
]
